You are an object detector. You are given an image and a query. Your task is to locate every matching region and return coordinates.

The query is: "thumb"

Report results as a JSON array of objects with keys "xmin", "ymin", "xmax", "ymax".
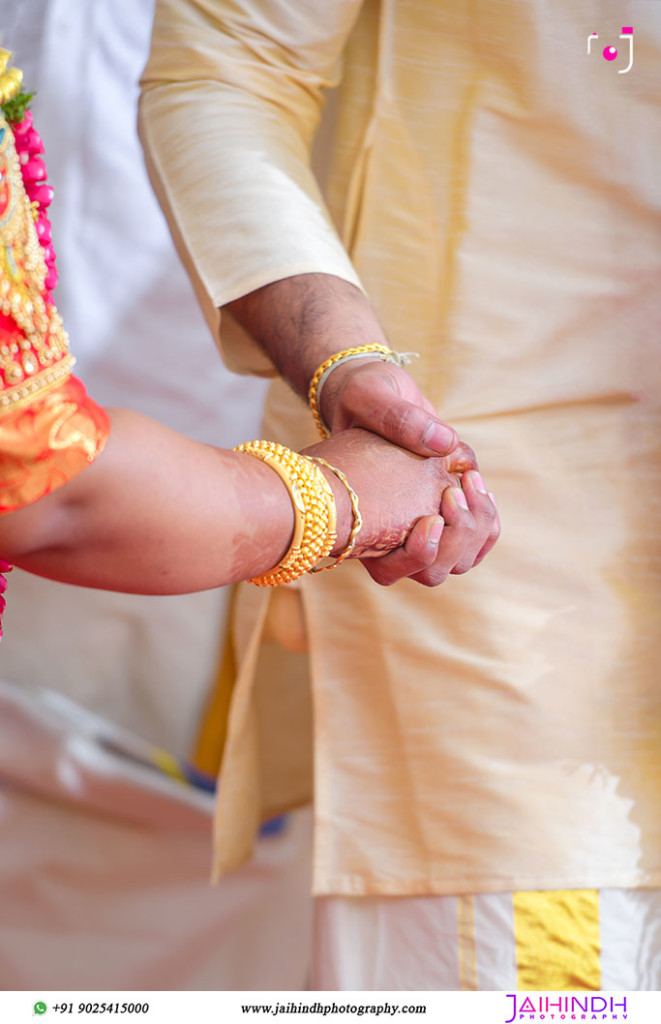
[{"xmin": 345, "ymin": 383, "xmax": 458, "ymax": 456}]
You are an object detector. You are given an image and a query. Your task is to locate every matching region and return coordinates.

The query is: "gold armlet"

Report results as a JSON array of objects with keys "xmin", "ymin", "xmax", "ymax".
[{"xmin": 234, "ymin": 441, "xmax": 337, "ymax": 586}]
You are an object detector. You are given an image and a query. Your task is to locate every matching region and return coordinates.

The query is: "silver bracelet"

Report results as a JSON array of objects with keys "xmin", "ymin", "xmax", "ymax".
[{"xmin": 315, "ymin": 349, "xmax": 419, "ymax": 435}]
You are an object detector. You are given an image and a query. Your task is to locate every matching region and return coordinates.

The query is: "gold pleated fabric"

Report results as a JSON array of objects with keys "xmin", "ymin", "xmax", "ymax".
[
  {"xmin": 0, "ymin": 112, "xmax": 109, "ymax": 513},
  {"xmin": 0, "ymin": 374, "xmax": 110, "ymax": 512},
  {"xmin": 141, "ymin": 0, "xmax": 661, "ymax": 896}
]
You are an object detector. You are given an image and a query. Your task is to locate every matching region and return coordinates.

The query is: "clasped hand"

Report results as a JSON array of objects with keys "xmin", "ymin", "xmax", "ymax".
[{"xmin": 305, "ymin": 359, "xmax": 500, "ymax": 587}]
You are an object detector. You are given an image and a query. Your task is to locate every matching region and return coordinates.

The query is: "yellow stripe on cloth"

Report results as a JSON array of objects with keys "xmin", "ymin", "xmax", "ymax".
[
  {"xmin": 513, "ymin": 890, "xmax": 601, "ymax": 991},
  {"xmin": 150, "ymin": 748, "xmax": 186, "ymax": 782},
  {"xmin": 458, "ymin": 895, "xmax": 478, "ymax": 991}
]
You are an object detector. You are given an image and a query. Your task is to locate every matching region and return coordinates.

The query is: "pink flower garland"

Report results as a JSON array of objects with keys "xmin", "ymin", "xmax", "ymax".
[
  {"xmin": 0, "ymin": 104, "xmax": 58, "ymax": 637},
  {"xmin": 0, "ymin": 559, "xmax": 10, "ymax": 639},
  {"xmin": 12, "ymin": 108, "xmax": 58, "ymax": 298}
]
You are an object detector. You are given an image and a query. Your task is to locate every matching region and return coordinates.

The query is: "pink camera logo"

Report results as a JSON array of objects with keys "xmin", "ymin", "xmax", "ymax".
[{"xmin": 588, "ymin": 27, "xmax": 634, "ymax": 73}]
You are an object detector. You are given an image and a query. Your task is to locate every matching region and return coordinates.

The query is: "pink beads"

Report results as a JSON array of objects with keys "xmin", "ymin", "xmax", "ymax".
[
  {"xmin": 0, "ymin": 559, "xmax": 11, "ymax": 640},
  {"xmin": 22, "ymin": 155, "xmax": 47, "ymax": 184},
  {"xmin": 35, "ymin": 215, "xmax": 51, "ymax": 244},
  {"xmin": 26, "ymin": 182, "xmax": 54, "ymax": 207},
  {"xmin": 10, "ymin": 107, "xmax": 32, "ymax": 139},
  {"xmin": 11, "ymin": 109, "xmax": 58, "ymax": 302},
  {"xmin": 44, "ymin": 266, "xmax": 59, "ymax": 291}
]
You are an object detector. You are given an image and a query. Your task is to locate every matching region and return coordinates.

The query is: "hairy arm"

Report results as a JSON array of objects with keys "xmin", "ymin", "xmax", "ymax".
[{"xmin": 227, "ymin": 273, "xmax": 463, "ymax": 458}]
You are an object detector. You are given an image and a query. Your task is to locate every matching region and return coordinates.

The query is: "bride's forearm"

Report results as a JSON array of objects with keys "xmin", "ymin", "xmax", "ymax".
[{"xmin": 0, "ymin": 407, "xmax": 350, "ymax": 594}]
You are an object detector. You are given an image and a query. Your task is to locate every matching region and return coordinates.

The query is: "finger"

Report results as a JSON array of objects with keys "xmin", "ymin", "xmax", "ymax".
[
  {"xmin": 408, "ymin": 487, "xmax": 476, "ymax": 586},
  {"xmin": 450, "ymin": 472, "xmax": 498, "ymax": 574},
  {"xmin": 339, "ymin": 374, "xmax": 458, "ymax": 457},
  {"xmin": 420, "ymin": 394, "xmax": 443, "ymax": 417},
  {"xmin": 360, "ymin": 515, "xmax": 445, "ymax": 586},
  {"xmin": 473, "ymin": 491, "xmax": 501, "ymax": 567},
  {"xmin": 444, "ymin": 441, "xmax": 478, "ymax": 474},
  {"xmin": 367, "ymin": 394, "xmax": 457, "ymax": 456}
]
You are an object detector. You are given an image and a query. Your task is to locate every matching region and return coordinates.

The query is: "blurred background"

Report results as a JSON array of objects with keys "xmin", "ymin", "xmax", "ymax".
[{"xmin": 0, "ymin": 0, "xmax": 312, "ymax": 990}]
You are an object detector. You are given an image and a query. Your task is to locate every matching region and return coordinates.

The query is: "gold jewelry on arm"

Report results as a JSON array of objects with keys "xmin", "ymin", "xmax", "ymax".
[
  {"xmin": 307, "ymin": 457, "xmax": 363, "ymax": 571},
  {"xmin": 234, "ymin": 440, "xmax": 337, "ymax": 586},
  {"xmin": 308, "ymin": 344, "xmax": 419, "ymax": 438}
]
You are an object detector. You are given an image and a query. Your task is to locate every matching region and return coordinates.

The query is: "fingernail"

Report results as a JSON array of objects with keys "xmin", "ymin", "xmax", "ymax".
[
  {"xmin": 469, "ymin": 472, "xmax": 488, "ymax": 494},
  {"xmin": 428, "ymin": 518, "xmax": 444, "ymax": 546},
  {"xmin": 452, "ymin": 488, "xmax": 469, "ymax": 510},
  {"xmin": 423, "ymin": 421, "xmax": 456, "ymax": 454},
  {"xmin": 488, "ymin": 491, "xmax": 498, "ymax": 510}
]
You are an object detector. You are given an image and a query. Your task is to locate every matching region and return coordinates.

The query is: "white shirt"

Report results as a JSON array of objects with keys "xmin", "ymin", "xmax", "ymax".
[{"xmin": 2, "ymin": 0, "xmax": 268, "ymax": 754}]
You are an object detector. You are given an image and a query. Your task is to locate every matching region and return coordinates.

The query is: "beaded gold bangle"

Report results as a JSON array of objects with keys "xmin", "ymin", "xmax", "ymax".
[
  {"xmin": 307, "ymin": 457, "xmax": 363, "ymax": 571},
  {"xmin": 308, "ymin": 344, "xmax": 419, "ymax": 438},
  {"xmin": 234, "ymin": 440, "xmax": 337, "ymax": 586}
]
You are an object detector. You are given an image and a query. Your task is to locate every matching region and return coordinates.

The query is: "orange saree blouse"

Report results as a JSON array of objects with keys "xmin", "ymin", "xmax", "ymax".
[{"xmin": 0, "ymin": 99, "xmax": 109, "ymax": 515}]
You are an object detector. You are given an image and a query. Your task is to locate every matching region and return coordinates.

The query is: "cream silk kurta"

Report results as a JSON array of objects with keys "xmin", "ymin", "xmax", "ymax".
[{"xmin": 140, "ymin": 0, "xmax": 661, "ymax": 896}]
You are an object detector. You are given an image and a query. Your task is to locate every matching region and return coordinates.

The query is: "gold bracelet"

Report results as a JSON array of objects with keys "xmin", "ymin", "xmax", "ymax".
[
  {"xmin": 307, "ymin": 457, "xmax": 363, "ymax": 571},
  {"xmin": 308, "ymin": 344, "xmax": 418, "ymax": 438},
  {"xmin": 308, "ymin": 344, "xmax": 392, "ymax": 439},
  {"xmin": 234, "ymin": 441, "xmax": 337, "ymax": 586}
]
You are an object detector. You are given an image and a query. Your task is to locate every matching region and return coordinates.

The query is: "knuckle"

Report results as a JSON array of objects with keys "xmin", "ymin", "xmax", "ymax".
[
  {"xmin": 364, "ymin": 563, "xmax": 390, "ymax": 586},
  {"xmin": 383, "ymin": 401, "xmax": 416, "ymax": 437},
  {"xmin": 459, "ymin": 517, "xmax": 477, "ymax": 539},
  {"xmin": 363, "ymin": 556, "xmax": 400, "ymax": 587},
  {"xmin": 417, "ymin": 567, "xmax": 450, "ymax": 587},
  {"xmin": 478, "ymin": 499, "xmax": 497, "ymax": 523},
  {"xmin": 398, "ymin": 555, "xmax": 431, "ymax": 578},
  {"xmin": 450, "ymin": 561, "xmax": 472, "ymax": 575},
  {"xmin": 405, "ymin": 532, "xmax": 432, "ymax": 563}
]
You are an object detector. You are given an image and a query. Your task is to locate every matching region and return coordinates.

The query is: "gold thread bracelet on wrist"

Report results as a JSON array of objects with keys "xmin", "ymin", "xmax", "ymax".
[
  {"xmin": 308, "ymin": 344, "xmax": 419, "ymax": 439},
  {"xmin": 307, "ymin": 457, "xmax": 363, "ymax": 571},
  {"xmin": 234, "ymin": 440, "xmax": 337, "ymax": 586}
]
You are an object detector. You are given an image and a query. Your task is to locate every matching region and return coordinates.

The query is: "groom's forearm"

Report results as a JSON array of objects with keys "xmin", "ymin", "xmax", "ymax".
[
  {"xmin": 225, "ymin": 272, "xmax": 459, "ymax": 457},
  {"xmin": 225, "ymin": 272, "xmax": 387, "ymax": 399}
]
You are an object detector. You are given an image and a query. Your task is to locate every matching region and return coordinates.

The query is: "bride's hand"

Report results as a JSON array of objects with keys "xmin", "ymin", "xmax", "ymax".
[{"xmin": 303, "ymin": 428, "xmax": 499, "ymax": 587}]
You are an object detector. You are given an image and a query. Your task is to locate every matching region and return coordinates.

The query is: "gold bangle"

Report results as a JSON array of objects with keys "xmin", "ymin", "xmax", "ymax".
[
  {"xmin": 308, "ymin": 344, "xmax": 393, "ymax": 438},
  {"xmin": 308, "ymin": 344, "xmax": 419, "ymax": 439},
  {"xmin": 307, "ymin": 457, "xmax": 363, "ymax": 571},
  {"xmin": 234, "ymin": 440, "xmax": 337, "ymax": 586}
]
